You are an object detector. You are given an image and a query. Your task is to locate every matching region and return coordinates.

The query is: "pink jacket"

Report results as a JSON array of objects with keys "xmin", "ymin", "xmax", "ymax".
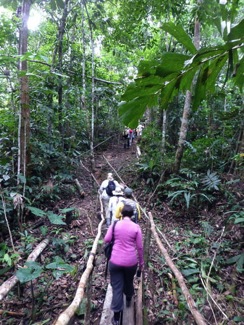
[{"xmin": 104, "ymin": 217, "xmax": 144, "ymax": 268}]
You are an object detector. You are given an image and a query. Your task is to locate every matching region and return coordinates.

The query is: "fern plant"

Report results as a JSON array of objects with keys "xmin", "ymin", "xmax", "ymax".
[{"xmin": 201, "ymin": 170, "xmax": 221, "ymax": 190}]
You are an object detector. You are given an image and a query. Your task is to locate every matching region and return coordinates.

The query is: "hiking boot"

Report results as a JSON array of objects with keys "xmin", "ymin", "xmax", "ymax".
[
  {"xmin": 126, "ymin": 298, "xmax": 131, "ymax": 307},
  {"xmin": 111, "ymin": 317, "xmax": 119, "ymax": 325}
]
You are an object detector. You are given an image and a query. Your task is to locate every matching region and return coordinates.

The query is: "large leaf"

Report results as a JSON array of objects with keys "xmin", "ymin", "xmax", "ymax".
[
  {"xmin": 119, "ymin": 32, "xmax": 243, "ymax": 126},
  {"xmin": 16, "ymin": 261, "xmax": 43, "ymax": 283},
  {"xmin": 119, "ymin": 94, "xmax": 158, "ymax": 128},
  {"xmin": 27, "ymin": 206, "xmax": 47, "ymax": 217},
  {"xmin": 181, "ymin": 268, "xmax": 199, "ymax": 276},
  {"xmin": 227, "ymin": 18, "xmax": 244, "ymax": 42},
  {"xmin": 162, "ymin": 22, "xmax": 197, "ymax": 55},
  {"xmin": 159, "ymin": 77, "xmax": 178, "ymax": 108},
  {"xmin": 192, "ymin": 54, "xmax": 227, "ymax": 109},
  {"xmin": 46, "ymin": 256, "xmax": 74, "ymax": 279},
  {"xmin": 155, "ymin": 53, "xmax": 191, "ymax": 77},
  {"xmin": 47, "ymin": 211, "xmax": 66, "ymax": 225},
  {"xmin": 121, "ymin": 79, "xmax": 162, "ymax": 101}
]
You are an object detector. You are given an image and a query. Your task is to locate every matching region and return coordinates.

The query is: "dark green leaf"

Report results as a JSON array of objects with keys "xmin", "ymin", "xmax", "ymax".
[
  {"xmin": 227, "ymin": 19, "xmax": 244, "ymax": 42},
  {"xmin": 162, "ymin": 22, "xmax": 197, "ymax": 55},
  {"xmin": 27, "ymin": 206, "xmax": 46, "ymax": 217},
  {"xmin": 181, "ymin": 268, "xmax": 199, "ymax": 276},
  {"xmin": 47, "ymin": 211, "xmax": 66, "ymax": 225},
  {"xmin": 16, "ymin": 261, "xmax": 43, "ymax": 283},
  {"xmin": 119, "ymin": 94, "xmax": 158, "ymax": 128}
]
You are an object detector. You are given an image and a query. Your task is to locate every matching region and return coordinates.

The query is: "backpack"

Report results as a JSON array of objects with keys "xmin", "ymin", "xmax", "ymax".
[
  {"xmin": 106, "ymin": 180, "xmax": 116, "ymax": 196},
  {"xmin": 121, "ymin": 198, "xmax": 139, "ymax": 223}
]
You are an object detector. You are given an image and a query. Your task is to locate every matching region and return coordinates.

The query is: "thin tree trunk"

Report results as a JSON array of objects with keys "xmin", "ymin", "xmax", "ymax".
[
  {"xmin": 57, "ymin": 0, "xmax": 69, "ymax": 134},
  {"xmin": 174, "ymin": 90, "xmax": 192, "ymax": 173},
  {"xmin": 174, "ymin": 2, "xmax": 201, "ymax": 173},
  {"xmin": 18, "ymin": 0, "xmax": 31, "ymax": 183},
  {"xmin": 83, "ymin": 1, "xmax": 95, "ymax": 170},
  {"xmin": 161, "ymin": 109, "xmax": 167, "ymax": 153}
]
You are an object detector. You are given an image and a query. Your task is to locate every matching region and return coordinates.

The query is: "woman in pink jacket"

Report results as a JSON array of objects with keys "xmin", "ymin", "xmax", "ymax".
[{"xmin": 104, "ymin": 204, "xmax": 144, "ymax": 325}]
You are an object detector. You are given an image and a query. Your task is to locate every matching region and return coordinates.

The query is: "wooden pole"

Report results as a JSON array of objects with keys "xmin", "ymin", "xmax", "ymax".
[{"xmin": 149, "ymin": 212, "xmax": 207, "ymax": 325}]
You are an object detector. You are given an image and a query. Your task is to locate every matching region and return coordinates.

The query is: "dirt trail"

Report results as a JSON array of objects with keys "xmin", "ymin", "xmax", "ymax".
[{"xmin": 2, "ymin": 136, "xmax": 243, "ymax": 325}]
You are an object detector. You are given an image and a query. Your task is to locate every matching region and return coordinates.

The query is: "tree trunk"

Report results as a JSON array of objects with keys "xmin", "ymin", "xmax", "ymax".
[
  {"xmin": 83, "ymin": 1, "xmax": 95, "ymax": 170},
  {"xmin": 161, "ymin": 109, "xmax": 167, "ymax": 153},
  {"xmin": 174, "ymin": 90, "xmax": 192, "ymax": 173},
  {"xmin": 174, "ymin": 2, "xmax": 201, "ymax": 173},
  {"xmin": 18, "ymin": 0, "xmax": 31, "ymax": 181}
]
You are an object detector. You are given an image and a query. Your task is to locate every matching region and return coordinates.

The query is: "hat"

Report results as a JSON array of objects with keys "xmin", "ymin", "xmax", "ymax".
[
  {"xmin": 107, "ymin": 173, "xmax": 113, "ymax": 180},
  {"xmin": 112, "ymin": 187, "xmax": 124, "ymax": 196},
  {"xmin": 124, "ymin": 187, "xmax": 133, "ymax": 196}
]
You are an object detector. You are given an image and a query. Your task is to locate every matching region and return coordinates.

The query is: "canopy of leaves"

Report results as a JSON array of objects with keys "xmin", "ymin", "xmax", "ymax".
[{"xmin": 119, "ymin": 19, "xmax": 244, "ymax": 128}]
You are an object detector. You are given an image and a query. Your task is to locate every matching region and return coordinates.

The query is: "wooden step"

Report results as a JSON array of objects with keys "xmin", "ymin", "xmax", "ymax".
[{"xmin": 99, "ymin": 284, "xmax": 135, "ymax": 325}]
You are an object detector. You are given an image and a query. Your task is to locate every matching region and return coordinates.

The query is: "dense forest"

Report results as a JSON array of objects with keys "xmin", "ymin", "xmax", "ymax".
[{"xmin": 0, "ymin": 0, "xmax": 243, "ymax": 324}]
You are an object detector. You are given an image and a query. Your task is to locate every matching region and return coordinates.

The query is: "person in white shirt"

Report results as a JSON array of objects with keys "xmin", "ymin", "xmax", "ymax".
[
  {"xmin": 98, "ymin": 173, "xmax": 120, "ymax": 226},
  {"xmin": 108, "ymin": 187, "xmax": 124, "ymax": 225}
]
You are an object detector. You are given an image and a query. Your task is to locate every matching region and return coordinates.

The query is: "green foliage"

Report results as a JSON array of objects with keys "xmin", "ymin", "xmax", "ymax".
[
  {"xmin": 16, "ymin": 261, "xmax": 43, "ymax": 283},
  {"xmin": 225, "ymin": 253, "xmax": 244, "ymax": 273},
  {"xmin": 0, "ymin": 243, "xmax": 19, "ymax": 267},
  {"xmin": 201, "ymin": 170, "xmax": 221, "ymax": 190},
  {"xmin": 16, "ymin": 256, "xmax": 75, "ymax": 283},
  {"xmin": 46, "ymin": 256, "xmax": 75, "ymax": 279},
  {"xmin": 119, "ymin": 19, "xmax": 244, "ymax": 128},
  {"xmin": 27, "ymin": 206, "xmax": 66, "ymax": 225},
  {"xmin": 162, "ymin": 169, "xmax": 217, "ymax": 211},
  {"xmin": 19, "ymin": 230, "xmax": 36, "ymax": 253}
]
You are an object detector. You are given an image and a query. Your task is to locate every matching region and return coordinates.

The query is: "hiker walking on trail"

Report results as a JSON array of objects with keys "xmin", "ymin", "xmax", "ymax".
[
  {"xmin": 122, "ymin": 127, "xmax": 130, "ymax": 149},
  {"xmin": 128, "ymin": 128, "xmax": 133, "ymax": 147},
  {"xmin": 115, "ymin": 187, "xmax": 141, "ymax": 223},
  {"xmin": 108, "ymin": 186, "xmax": 124, "ymax": 226},
  {"xmin": 99, "ymin": 173, "xmax": 120, "ymax": 227},
  {"xmin": 104, "ymin": 204, "xmax": 144, "ymax": 325}
]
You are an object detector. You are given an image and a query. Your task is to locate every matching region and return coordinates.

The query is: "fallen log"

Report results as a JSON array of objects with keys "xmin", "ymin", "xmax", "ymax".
[
  {"xmin": 135, "ymin": 277, "xmax": 143, "ymax": 325},
  {"xmin": 74, "ymin": 179, "xmax": 85, "ymax": 198},
  {"xmin": 149, "ymin": 212, "xmax": 207, "ymax": 325},
  {"xmin": 136, "ymin": 145, "xmax": 141, "ymax": 158},
  {"xmin": 54, "ymin": 213, "xmax": 105, "ymax": 324},
  {"xmin": 0, "ymin": 238, "xmax": 50, "ymax": 301},
  {"xmin": 0, "ymin": 309, "xmax": 25, "ymax": 317}
]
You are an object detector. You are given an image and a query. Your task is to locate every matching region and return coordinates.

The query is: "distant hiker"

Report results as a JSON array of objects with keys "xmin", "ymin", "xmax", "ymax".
[
  {"xmin": 128, "ymin": 129, "xmax": 133, "ymax": 146},
  {"xmin": 134, "ymin": 128, "xmax": 137, "ymax": 138},
  {"xmin": 104, "ymin": 204, "xmax": 144, "ymax": 325},
  {"xmin": 99, "ymin": 173, "xmax": 120, "ymax": 227},
  {"xmin": 108, "ymin": 186, "xmax": 124, "ymax": 226},
  {"xmin": 123, "ymin": 127, "xmax": 130, "ymax": 149},
  {"xmin": 137, "ymin": 124, "xmax": 144, "ymax": 136},
  {"xmin": 115, "ymin": 187, "xmax": 141, "ymax": 223}
]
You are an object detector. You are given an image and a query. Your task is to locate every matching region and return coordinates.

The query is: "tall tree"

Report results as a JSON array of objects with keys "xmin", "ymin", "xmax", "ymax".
[
  {"xmin": 173, "ymin": 2, "xmax": 202, "ymax": 173},
  {"xmin": 18, "ymin": 0, "xmax": 31, "ymax": 183}
]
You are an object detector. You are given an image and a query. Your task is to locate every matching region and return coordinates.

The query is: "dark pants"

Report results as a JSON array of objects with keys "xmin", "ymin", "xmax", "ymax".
[{"xmin": 109, "ymin": 261, "xmax": 137, "ymax": 312}]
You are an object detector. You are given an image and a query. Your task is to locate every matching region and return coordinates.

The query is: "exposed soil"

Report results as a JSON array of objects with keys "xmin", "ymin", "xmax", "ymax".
[{"xmin": 0, "ymin": 136, "xmax": 243, "ymax": 325}]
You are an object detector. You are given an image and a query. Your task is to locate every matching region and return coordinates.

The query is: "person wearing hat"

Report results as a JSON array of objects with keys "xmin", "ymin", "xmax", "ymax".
[
  {"xmin": 98, "ymin": 173, "xmax": 120, "ymax": 226},
  {"xmin": 108, "ymin": 186, "xmax": 124, "ymax": 226},
  {"xmin": 114, "ymin": 187, "xmax": 141, "ymax": 223}
]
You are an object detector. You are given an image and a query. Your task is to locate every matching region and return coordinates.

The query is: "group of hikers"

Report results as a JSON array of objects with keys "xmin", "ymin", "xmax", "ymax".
[
  {"xmin": 122, "ymin": 124, "xmax": 144, "ymax": 149},
  {"xmin": 98, "ymin": 172, "xmax": 144, "ymax": 325}
]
